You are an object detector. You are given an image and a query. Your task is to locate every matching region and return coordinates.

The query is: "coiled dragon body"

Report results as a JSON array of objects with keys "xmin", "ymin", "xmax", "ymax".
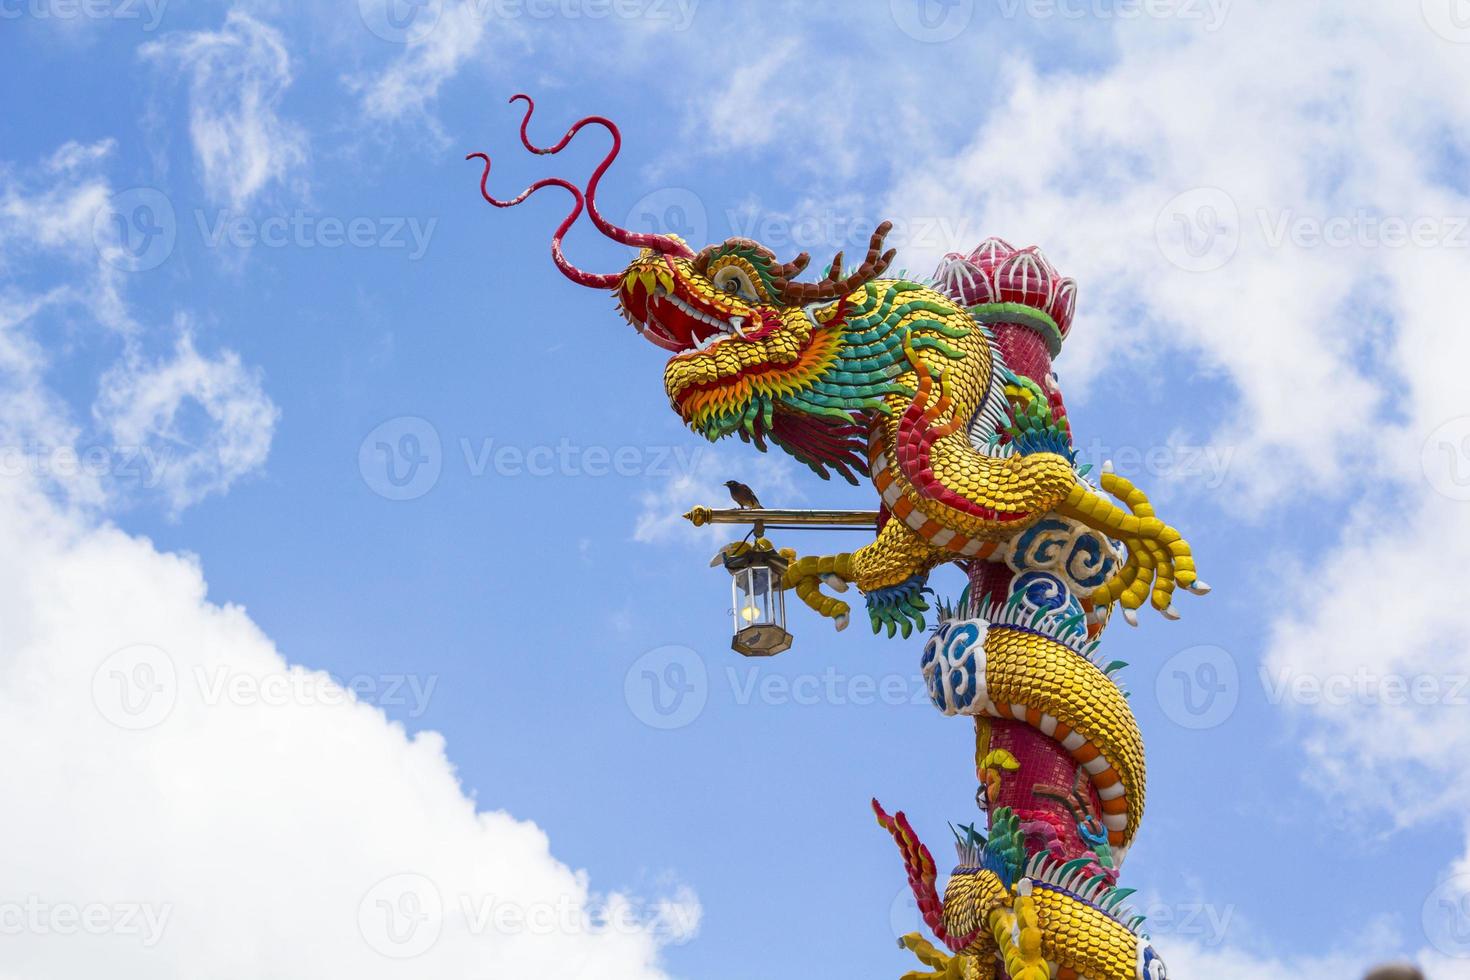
[{"xmin": 470, "ymin": 96, "xmax": 1206, "ymax": 980}]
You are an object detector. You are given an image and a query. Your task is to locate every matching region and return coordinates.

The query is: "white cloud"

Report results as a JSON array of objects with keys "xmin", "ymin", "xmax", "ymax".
[
  {"xmin": 141, "ymin": 10, "xmax": 308, "ymax": 209},
  {"xmin": 633, "ymin": 447, "xmax": 804, "ymax": 547},
  {"xmin": 655, "ymin": 3, "xmax": 1469, "ymax": 509},
  {"xmin": 874, "ymin": 19, "xmax": 1433, "ymax": 506},
  {"xmin": 1161, "ymin": 935, "xmax": 1421, "ymax": 980},
  {"xmin": 0, "ymin": 138, "xmax": 132, "ymax": 332},
  {"xmin": 0, "ymin": 140, "xmax": 142, "ymax": 508},
  {"xmin": 0, "ymin": 140, "xmax": 279, "ymax": 515},
  {"xmin": 93, "ymin": 325, "xmax": 280, "ymax": 514},
  {"xmin": 0, "ymin": 120, "xmax": 692, "ymax": 980},
  {"xmin": 351, "ymin": 1, "xmax": 511, "ymax": 128},
  {"xmin": 0, "ymin": 472, "xmax": 697, "ymax": 979}
]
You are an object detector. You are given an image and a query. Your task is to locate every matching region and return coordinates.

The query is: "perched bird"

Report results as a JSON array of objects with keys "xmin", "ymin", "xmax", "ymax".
[{"xmin": 724, "ymin": 480, "xmax": 762, "ymax": 509}]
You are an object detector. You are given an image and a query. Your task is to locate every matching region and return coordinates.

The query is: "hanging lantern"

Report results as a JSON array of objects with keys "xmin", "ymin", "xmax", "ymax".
[{"xmin": 717, "ymin": 537, "xmax": 792, "ymax": 657}]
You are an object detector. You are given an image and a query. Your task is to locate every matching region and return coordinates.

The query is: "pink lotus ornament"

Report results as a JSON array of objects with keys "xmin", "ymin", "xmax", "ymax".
[{"xmin": 933, "ymin": 237, "xmax": 1078, "ymax": 357}]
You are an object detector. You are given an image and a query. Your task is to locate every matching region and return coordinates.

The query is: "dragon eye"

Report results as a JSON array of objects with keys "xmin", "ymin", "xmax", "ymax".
[{"xmin": 710, "ymin": 266, "xmax": 756, "ymax": 301}]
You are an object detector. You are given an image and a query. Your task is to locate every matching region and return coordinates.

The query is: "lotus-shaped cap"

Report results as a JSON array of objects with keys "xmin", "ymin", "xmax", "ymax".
[{"xmin": 932, "ymin": 237, "xmax": 1077, "ymax": 354}]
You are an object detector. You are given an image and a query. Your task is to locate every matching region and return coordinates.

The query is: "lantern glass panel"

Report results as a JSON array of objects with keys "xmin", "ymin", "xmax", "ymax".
[{"xmin": 730, "ymin": 563, "xmax": 787, "ymax": 632}]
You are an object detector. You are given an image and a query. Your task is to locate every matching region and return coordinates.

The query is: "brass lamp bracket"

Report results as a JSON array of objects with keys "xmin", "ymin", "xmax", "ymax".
[{"xmin": 683, "ymin": 506, "xmax": 880, "ymax": 532}]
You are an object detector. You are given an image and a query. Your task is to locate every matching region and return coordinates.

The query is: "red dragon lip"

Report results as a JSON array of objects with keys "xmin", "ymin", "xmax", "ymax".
[{"xmin": 620, "ymin": 270, "xmax": 777, "ymax": 355}]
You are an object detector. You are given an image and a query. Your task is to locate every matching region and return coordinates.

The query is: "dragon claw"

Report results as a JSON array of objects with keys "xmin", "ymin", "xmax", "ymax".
[
  {"xmin": 783, "ymin": 553, "xmax": 856, "ymax": 624},
  {"xmin": 1069, "ymin": 469, "xmax": 1206, "ymax": 626}
]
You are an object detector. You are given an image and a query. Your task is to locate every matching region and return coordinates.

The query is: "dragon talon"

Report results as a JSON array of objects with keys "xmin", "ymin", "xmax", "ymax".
[
  {"xmin": 821, "ymin": 573, "xmax": 850, "ymax": 593},
  {"xmin": 1122, "ymin": 608, "xmax": 1139, "ymax": 627}
]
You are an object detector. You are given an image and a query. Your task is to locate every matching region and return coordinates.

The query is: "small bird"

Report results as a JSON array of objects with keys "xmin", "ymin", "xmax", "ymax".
[{"xmin": 724, "ymin": 479, "xmax": 762, "ymax": 509}]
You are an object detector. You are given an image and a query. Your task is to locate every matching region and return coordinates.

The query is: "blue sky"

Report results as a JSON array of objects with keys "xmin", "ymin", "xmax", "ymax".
[{"xmin": 3, "ymin": 2, "xmax": 1470, "ymax": 978}]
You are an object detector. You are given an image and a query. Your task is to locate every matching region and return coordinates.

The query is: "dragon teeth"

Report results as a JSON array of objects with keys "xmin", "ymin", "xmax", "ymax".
[{"xmin": 663, "ymin": 294, "xmax": 743, "ymax": 350}]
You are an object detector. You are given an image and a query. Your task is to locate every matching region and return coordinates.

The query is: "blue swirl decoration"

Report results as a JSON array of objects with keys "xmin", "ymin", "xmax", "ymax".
[
  {"xmin": 1013, "ymin": 570, "xmax": 1069, "ymax": 613},
  {"xmin": 920, "ymin": 619, "xmax": 988, "ymax": 715},
  {"xmin": 1008, "ymin": 519, "xmax": 1119, "ymax": 592},
  {"xmin": 1065, "ymin": 530, "xmax": 1117, "ymax": 589},
  {"xmin": 1012, "ymin": 518, "xmax": 1069, "ymax": 568}
]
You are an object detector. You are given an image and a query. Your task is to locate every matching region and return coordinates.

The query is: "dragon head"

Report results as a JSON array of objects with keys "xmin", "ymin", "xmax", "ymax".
[
  {"xmin": 469, "ymin": 96, "xmax": 897, "ymax": 483},
  {"xmin": 617, "ymin": 226, "xmax": 896, "ymax": 450}
]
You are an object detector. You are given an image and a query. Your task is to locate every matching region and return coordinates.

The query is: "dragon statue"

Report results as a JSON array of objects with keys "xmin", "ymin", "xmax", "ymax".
[{"xmin": 470, "ymin": 95, "xmax": 1207, "ymax": 980}]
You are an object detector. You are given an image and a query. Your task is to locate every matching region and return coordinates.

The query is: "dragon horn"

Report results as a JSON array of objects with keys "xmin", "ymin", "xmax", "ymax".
[
  {"xmin": 768, "ymin": 250, "xmax": 812, "ymax": 281},
  {"xmin": 776, "ymin": 221, "xmax": 897, "ymax": 305}
]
